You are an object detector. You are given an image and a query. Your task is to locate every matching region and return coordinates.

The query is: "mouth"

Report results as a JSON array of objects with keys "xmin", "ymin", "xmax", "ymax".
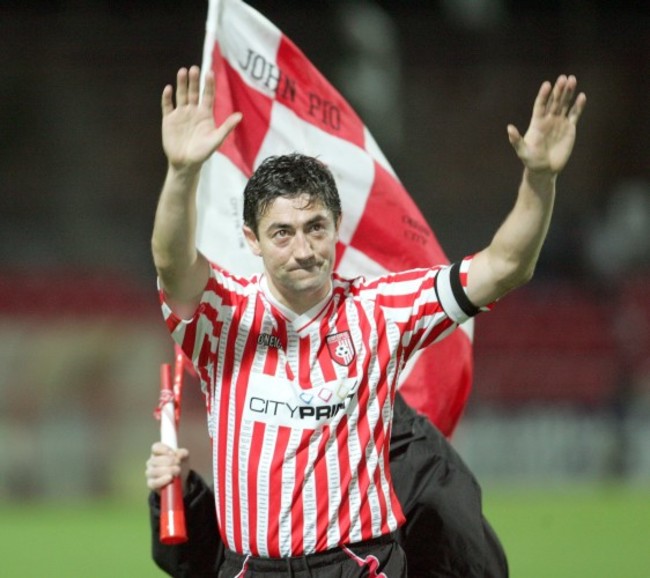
[
  {"xmin": 290, "ymin": 261, "xmax": 320, "ymax": 272},
  {"xmin": 289, "ymin": 268, "xmax": 317, "ymax": 276}
]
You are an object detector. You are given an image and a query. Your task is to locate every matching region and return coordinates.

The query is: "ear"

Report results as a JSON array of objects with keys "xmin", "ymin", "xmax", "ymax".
[
  {"xmin": 334, "ymin": 214, "xmax": 342, "ymax": 238},
  {"xmin": 243, "ymin": 225, "xmax": 262, "ymax": 256}
]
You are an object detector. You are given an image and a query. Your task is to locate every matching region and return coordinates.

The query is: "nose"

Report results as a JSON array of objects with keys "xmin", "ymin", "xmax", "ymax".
[{"xmin": 292, "ymin": 231, "xmax": 315, "ymax": 261}]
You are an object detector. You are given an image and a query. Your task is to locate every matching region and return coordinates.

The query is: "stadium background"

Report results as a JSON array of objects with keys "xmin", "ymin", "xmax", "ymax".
[{"xmin": 1, "ymin": 1, "xmax": 649, "ymax": 576}]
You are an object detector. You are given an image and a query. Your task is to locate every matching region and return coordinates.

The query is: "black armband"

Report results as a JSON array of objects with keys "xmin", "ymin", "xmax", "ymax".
[{"xmin": 435, "ymin": 261, "xmax": 481, "ymax": 323}]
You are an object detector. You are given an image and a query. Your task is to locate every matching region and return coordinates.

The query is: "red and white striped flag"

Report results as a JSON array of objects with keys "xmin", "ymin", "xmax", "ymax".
[{"xmin": 196, "ymin": 0, "xmax": 474, "ymax": 437}]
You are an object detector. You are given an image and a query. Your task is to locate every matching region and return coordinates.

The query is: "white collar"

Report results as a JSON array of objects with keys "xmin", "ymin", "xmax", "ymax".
[{"xmin": 260, "ymin": 275, "xmax": 333, "ymax": 333}]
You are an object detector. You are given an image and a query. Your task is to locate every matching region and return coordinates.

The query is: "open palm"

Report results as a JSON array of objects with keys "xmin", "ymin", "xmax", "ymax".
[
  {"xmin": 161, "ymin": 66, "xmax": 241, "ymax": 171},
  {"xmin": 508, "ymin": 75, "xmax": 586, "ymax": 175}
]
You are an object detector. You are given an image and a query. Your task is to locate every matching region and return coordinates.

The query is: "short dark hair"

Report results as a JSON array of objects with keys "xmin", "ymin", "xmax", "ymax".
[{"xmin": 243, "ymin": 153, "xmax": 342, "ymax": 235}]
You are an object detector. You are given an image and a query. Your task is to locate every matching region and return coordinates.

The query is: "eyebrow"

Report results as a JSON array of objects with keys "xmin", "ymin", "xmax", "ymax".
[{"xmin": 264, "ymin": 214, "xmax": 330, "ymax": 234}]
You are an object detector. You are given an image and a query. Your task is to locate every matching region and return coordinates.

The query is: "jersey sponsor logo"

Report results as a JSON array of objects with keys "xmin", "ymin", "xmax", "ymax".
[
  {"xmin": 249, "ymin": 396, "xmax": 346, "ymax": 421},
  {"xmin": 257, "ymin": 333, "xmax": 283, "ymax": 349},
  {"xmin": 326, "ymin": 331, "xmax": 356, "ymax": 366},
  {"xmin": 244, "ymin": 374, "xmax": 358, "ymax": 429}
]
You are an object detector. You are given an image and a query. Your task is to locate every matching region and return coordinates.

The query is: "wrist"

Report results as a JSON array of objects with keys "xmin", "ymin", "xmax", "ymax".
[
  {"xmin": 523, "ymin": 167, "xmax": 557, "ymax": 192},
  {"xmin": 166, "ymin": 162, "xmax": 202, "ymax": 184}
]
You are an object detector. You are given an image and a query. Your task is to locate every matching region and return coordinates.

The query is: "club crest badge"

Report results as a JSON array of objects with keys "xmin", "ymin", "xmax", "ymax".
[{"xmin": 326, "ymin": 331, "xmax": 356, "ymax": 366}]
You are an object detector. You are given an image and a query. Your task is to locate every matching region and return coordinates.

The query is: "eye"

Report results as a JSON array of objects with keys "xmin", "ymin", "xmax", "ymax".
[
  {"xmin": 273, "ymin": 229, "xmax": 289, "ymax": 238},
  {"xmin": 309, "ymin": 222, "xmax": 326, "ymax": 234}
]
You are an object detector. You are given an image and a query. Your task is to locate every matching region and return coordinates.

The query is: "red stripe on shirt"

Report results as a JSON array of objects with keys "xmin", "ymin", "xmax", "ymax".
[
  {"xmin": 291, "ymin": 429, "xmax": 313, "ymax": 554},
  {"xmin": 267, "ymin": 426, "xmax": 291, "ymax": 557},
  {"xmin": 298, "ymin": 333, "xmax": 312, "ymax": 388},
  {"xmin": 247, "ymin": 420, "xmax": 265, "ymax": 554},
  {"xmin": 335, "ymin": 415, "xmax": 352, "ymax": 541},
  {"xmin": 314, "ymin": 425, "xmax": 331, "ymax": 552}
]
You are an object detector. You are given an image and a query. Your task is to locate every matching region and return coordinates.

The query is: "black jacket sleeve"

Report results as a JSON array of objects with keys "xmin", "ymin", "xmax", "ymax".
[{"xmin": 149, "ymin": 470, "xmax": 223, "ymax": 578}]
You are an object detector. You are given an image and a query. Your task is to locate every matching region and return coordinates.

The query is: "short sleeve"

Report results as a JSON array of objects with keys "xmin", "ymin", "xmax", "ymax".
[{"xmin": 435, "ymin": 256, "xmax": 492, "ymax": 325}]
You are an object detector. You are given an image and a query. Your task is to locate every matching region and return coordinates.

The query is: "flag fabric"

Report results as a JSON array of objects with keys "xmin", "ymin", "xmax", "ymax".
[{"xmin": 195, "ymin": 0, "xmax": 474, "ymax": 437}]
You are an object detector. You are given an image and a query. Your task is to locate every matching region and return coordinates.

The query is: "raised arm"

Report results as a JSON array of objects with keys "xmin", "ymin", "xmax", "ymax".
[
  {"xmin": 151, "ymin": 65, "xmax": 242, "ymax": 318},
  {"xmin": 466, "ymin": 74, "xmax": 587, "ymax": 307}
]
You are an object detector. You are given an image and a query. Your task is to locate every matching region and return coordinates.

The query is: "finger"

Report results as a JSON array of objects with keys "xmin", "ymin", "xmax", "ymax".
[
  {"xmin": 549, "ymin": 75, "xmax": 568, "ymax": 115},
  {"xmin": 146, "ymin": 460, "xmax": 181, "ymax": 480},
  {"xmin": 532, "ymin": 81, "xmax": 552, "ymax": 119},
  {"xmin": 161, "ymin": 85, "xmax": 174, "ymax": 117},
  {"xmin": 147, "ymin": 473, "xmax": 173, "ymax": 492},
  {"xmin": 148, "ymin": 454, "xmax": 177, "ymax": 469},
  {"xmin": 188, "ymin": 65, "xmax": 201, "ymax": 105},
  {"xmin": 568, "ymin": 92, "xmax": 587, "ymax": 125},
  {"xmin": 202, "ymin": 70, "xmax": 215, "ymax": 110},
  {"xmin": 217, "ymin": 112, "xmax": 243, "ymax": 140},
  {"xmin": 176, "ymin": 67, "xmax": 188, "ymax": 106},
  {"xmin": 151, "ymin": 441, "xmax": 173, "ymax": 456},
  {"xmin": 560, "ymin": 75, "xmax": 577, "ymax": 116},
  {"xmin": 154, "ymin": 460, "xmax": 182, "ymax": 475},
  {"xmin": 207, "ymin": 112, "xmax": 243, "ymax": 154},
  {"xmin": 507, "ymin": 124, "xmax": 523, "ymax": 151}
]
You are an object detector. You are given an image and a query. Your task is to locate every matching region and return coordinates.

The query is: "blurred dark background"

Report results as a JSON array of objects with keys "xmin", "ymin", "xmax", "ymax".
[{"xmin": 1, "ymin": 0, "xmax": 649, "ymax": 498}]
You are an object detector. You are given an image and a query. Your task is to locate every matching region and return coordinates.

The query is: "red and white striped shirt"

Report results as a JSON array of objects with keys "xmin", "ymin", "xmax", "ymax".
[{"xmin": 160, "ymin": 256, "xmax": 479, "ymax": 557}]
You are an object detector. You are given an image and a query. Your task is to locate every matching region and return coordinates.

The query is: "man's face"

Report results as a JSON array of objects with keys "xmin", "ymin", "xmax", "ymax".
[{"xmin": 243, "ymin": 194, "xmax": 340, "ymax": 312}]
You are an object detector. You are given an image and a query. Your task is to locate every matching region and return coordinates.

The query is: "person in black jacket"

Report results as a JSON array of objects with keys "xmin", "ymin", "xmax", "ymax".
[{"xmin": 147, "ymin": 392, "xmax": 508, "ymax": 577}]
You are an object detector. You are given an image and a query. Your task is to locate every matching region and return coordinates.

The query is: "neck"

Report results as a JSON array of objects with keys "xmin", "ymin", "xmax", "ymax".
[{"xmin": 265, "ymin": 278, "xmax": 332, "ymax": 315}]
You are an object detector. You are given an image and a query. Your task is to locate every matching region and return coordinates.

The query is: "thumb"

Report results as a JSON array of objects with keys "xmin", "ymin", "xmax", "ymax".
[
  {"xmin": 223, "ymin": 111, "xmax": 243, "ymax": 132},
  {"xmin": 217, "ymin": 112, "xmax": 243, "ymax": 141},
  {"xmin": 507, "ymin": 124, "xmax": 525, "ymax": 157},
  {"xmin": 210, "ymin": 111, "xmax": 243, "ymax": 155}
]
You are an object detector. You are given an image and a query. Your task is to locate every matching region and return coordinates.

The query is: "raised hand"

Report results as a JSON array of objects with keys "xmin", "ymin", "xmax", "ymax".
[
  {"xmin": 507, "ymin": 75, "xmax": 586, "ymax": 175},
  {"xmin": 161, "ymin": 65, "xmax": 242, "ymax": 172}
]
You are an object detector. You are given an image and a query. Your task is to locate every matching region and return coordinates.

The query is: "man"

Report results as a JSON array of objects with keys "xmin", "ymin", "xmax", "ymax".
[
  {"xmin": 151, "ymin": 65, "xmax": 585, "ymax": 576},
  {"xmin": 146, "ymin": 391, "xmax": 509, "ymax": 577}
]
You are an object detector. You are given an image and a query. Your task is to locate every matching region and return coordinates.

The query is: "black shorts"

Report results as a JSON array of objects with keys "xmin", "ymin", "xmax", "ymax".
[{"xmin": 218, "ymin": 534, "xmax": 407, "ymax": 577}]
